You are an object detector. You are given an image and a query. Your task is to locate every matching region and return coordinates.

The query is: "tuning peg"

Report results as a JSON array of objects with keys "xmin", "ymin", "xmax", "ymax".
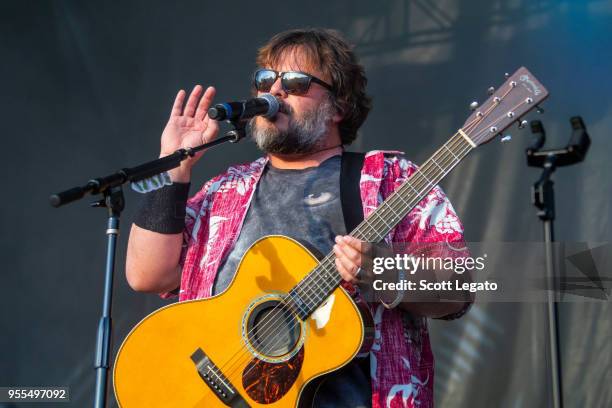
[
  {"xmin": 504, "ymin": 72, "xmax": 510, "ymax": 79},
  {"xmin": 536, "ymin": 105, "xmax": 545, "ymax": 114},
  {"xmin": 487, "ymin": 86, "xmax": 495, "ymax": 95},
  {"xmin": 518, "ymin": 119, "xmax": 528, "ymax": 129},
  {"xmin": 469, "ymin": 101, "xmax": 479, "ymax": 110},
  {"xmin": 501, "ymin": 135, "xmax": 512, "ymax": 143}
]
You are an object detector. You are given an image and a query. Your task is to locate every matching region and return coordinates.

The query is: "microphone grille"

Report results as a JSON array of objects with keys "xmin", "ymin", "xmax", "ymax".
[{"xmin": 259, "ymin": 93, "xmax": 280, "ymax": 119}]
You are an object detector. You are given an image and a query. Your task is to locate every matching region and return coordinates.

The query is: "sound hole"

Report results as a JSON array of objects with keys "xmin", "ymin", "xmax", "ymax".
[{"xmin": 247, "ymin": 300, "xmax": 300, "ymax": 358}]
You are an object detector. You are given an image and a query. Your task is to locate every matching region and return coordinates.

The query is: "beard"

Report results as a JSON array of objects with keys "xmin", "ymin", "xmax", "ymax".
[{"xmin": 248, "ymin": 97, "xmax": 335, "ymax": 155}]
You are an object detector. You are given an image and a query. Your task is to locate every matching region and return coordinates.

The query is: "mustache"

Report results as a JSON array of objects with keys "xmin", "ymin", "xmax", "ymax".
[
  {"xmin": 278, "ymin": 101, "xmax": 293, "ymax": 116},
  {"xmin": 262, "ymin": 100, "xmax": 292, "ymax": 123}
]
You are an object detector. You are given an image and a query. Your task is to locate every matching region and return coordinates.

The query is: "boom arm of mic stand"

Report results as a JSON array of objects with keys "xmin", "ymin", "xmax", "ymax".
[{"xmin": 49, "ymin": 125, "xmax": 244, "ymax": 208}]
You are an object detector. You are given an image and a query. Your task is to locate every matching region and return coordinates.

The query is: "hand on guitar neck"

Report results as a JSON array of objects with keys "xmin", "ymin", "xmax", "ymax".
[{"xmin": 333, "ymin": 235, "xmax": 472, "ymax": 318}]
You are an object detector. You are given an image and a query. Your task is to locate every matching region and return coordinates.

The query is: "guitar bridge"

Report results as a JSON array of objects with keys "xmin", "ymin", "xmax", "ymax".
[{"xmin": 190, "ymin": 348, "xmax": 250, "ymax": 407}]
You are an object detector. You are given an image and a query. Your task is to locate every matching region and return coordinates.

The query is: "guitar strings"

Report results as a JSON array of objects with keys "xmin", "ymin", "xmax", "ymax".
[{"xmin": 215, "ymin": 89, "xmax": 524, "ymax": 390}]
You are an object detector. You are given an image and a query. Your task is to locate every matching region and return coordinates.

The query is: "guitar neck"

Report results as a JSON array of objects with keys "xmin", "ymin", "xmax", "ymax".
[
  {"xmin": 287, "ymin": 132, "xmax": 475, "ymax": 319},
  {"xmin": 352, "ymin": 132, "xmax": 474, "ymax": 242}
]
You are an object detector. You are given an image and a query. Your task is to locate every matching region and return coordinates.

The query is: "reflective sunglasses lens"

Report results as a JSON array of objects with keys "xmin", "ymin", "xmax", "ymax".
[
  {"xmin": 282, "ymin": 72, "xmax": 311, "ymax": 94},
  {"xmin": 255, "ymin": 70, "xmax": 277, "ymax": 91}
]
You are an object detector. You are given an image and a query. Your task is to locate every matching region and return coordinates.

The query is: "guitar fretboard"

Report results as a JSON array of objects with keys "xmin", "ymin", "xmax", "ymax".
[{"xmin": 286, "ymin": 132, "xmax": 474, "ymax": 319}]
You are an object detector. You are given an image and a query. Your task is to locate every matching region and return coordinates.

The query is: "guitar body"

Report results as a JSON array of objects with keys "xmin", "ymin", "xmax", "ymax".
[{"xmin": 114, "ymin": 235, "xmax": 374, "ymax": 407}]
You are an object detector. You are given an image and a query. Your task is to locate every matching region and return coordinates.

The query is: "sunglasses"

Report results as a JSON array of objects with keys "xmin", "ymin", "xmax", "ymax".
[{"xmin": 253, "ymin": 69, "xmax": 334, "ymax": 95}]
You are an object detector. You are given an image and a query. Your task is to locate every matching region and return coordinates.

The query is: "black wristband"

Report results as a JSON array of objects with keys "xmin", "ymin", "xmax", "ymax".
[{"xmin": 133, "ymin": 182, "xmax": 191, "ymax": 234}]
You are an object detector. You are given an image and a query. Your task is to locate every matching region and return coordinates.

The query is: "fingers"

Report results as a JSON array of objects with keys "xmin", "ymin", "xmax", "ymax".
[
  {"xmin": 169, "ymin": 85, "xmax": 215, "ymax": 121},
  {"xmin": 170, "ymin": 89, "xmax": 186, "ymax": 118},
  {"xmin": 183, "ymin": 85, "xmax": 204, "ymax": 117},
  {"xmin": 195, "ymin": 86, "xmax": 216, "ymax": 121},
  {"xmin": 201, "ymin": 117, "xmax": 219, "ymax": 143},
  {"xmin": 334, "ymin": 236, "xmax": 365, "ymax": 261},
  {"xmin": 333, "ymin": 236, "xmax": 364, "ymax": 283},
  {"xmin": 335, "ymin": 257, "xmax": 358, "ymax": 283},
  {"xmin": 338, "ymin": 235, "xmax": 372, "ymax": 253}
]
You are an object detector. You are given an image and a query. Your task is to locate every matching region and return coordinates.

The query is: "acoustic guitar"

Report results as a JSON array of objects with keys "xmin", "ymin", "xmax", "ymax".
[{"xmin": 113, "ymin": 67, "xmax": 548, "ymax": 407}]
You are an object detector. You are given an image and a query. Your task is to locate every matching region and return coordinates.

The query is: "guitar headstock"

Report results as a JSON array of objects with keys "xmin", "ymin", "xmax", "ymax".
[{"xmin": 462, "ymin": 67, "xmax": 549, "ymax": 146}]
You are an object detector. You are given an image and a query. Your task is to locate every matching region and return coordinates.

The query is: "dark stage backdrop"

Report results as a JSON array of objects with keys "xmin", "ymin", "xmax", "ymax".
[{"xmin": 2, "ymin": 1, "xmax": 611, "ymax": 407}]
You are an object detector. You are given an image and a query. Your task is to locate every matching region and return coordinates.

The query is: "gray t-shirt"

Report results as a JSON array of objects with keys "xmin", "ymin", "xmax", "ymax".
[
  {"xmin": 213, "ymin": 155, "xmax": 371, "ymax": 407},
  {"xmin": 213, "ymin": 155, "xmax": 347, "ymax": 294}
]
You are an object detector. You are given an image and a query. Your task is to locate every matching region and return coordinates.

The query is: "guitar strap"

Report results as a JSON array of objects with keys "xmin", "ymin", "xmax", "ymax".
[
  {"xmin": 340, "ymin": 151, "xmax": 365, "ymax": 234},
  {"xmin": 335, "ymin": 151, "xmax": 373, "ymax": 389}
]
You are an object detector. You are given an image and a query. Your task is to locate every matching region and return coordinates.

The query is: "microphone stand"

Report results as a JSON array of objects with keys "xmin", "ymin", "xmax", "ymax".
[
  {"xmin": 49, "ymin": 120, "xmax": 246, "ymax": 408},
  {"xmin": 526, "ymin": 116, "xmax": 590, "ymax": 408}
]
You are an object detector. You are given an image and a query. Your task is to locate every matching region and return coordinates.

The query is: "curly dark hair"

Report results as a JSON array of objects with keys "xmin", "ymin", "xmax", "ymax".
[{"xmin": 256, "ymin": 28, "xmax": 372, "ymax": 145}]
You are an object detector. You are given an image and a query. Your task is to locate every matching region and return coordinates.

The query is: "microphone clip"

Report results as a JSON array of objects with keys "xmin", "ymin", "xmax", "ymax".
[
  {"xmin": 526, "ymin": 116, "xmax": 591, "ymax": 169},
  {"xmin": 226, "ymin": 119, "xmax": 247, "ymax": 143}
]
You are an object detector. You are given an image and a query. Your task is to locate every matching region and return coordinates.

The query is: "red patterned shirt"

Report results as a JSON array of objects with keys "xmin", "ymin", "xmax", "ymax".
[{"xmin": 164, "ymin": 150, "xmax": 467, "ymax": 407}]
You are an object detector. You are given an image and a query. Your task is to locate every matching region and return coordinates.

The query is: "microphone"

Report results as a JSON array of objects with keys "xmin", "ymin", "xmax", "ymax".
[{"xmin": 208, "ymin": 94, "xmax": 279, "ymax": 121}]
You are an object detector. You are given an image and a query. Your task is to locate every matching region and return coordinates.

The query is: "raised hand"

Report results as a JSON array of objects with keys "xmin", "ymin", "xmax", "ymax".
[{"xmin": 160, "ymin": 85, "xmax": 220, "ymax": 182}]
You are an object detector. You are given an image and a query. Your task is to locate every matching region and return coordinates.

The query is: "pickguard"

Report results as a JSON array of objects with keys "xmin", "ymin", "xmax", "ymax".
[{"xmin": 242, "ymin": 347, "xmax": 305, "ymax": 404}]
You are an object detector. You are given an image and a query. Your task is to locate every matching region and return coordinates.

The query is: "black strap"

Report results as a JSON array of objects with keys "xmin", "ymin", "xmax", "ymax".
[{"xmin": 340, "ymin": 151, "xmax": 366, "ymax": 234}]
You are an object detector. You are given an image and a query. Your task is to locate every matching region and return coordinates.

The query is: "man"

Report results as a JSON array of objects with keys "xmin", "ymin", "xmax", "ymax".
[{"xmin": 126, "ymin": 28, "xmax": 469, "ymax": 407}]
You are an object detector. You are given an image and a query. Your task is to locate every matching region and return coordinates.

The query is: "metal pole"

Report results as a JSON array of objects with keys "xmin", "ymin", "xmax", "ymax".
[
  {"xmin": 93, "ymin": 187, "xmax": 123, "ymax": 408},
  {"xmin": 543, "ymin": 218, "xmax": 563, "ymax": 408}
]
